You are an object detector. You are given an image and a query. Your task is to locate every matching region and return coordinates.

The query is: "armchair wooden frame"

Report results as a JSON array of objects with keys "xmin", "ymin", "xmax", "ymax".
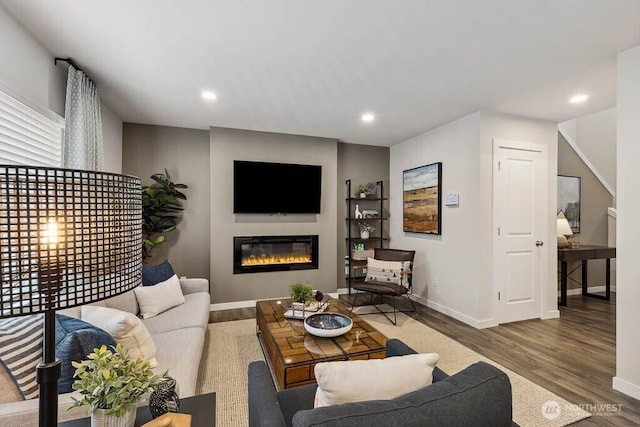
[{"xmin": 349, "ymin": 248, "xmax": 416, "ymax": 325}]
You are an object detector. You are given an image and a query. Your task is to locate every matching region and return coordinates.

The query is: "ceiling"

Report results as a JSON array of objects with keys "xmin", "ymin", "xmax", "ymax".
[{"xmin": 1, "ymin": 0, "xmax": 639, "ymax": 146}]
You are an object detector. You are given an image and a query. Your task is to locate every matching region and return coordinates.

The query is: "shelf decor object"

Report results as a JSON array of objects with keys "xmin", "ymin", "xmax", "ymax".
[
  {"xmin": 402, "ymin": 162, "xmax": 442, "ymax": 235},
  {"xmin": 304, "ymin": 313, "xmax": 353, "ymax": 337},
  {"xmin": 0, "ymin": 165, "xmax": 142, "ymax": 427}
]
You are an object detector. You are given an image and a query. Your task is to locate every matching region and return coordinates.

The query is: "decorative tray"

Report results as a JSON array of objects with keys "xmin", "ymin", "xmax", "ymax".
[{"xmin": 283, "ymin": 301, "xmax": 329, "ymax": 320}]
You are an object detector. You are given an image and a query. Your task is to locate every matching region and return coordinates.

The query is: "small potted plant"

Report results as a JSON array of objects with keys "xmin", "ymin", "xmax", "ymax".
[
  {"xmin": 355, "ymin": 185, "xmax": 370, "ymax": 198},
  {"xmin": 289, "ymin": 281, "xmax": 314, "ymax": 311},
  {"xmin": 358, "ymin": 222, "xmax": 375, "ymax": 239},
  {"xmin": 71, "ymin": 344, "xmax": 161, "ymax": 427}
]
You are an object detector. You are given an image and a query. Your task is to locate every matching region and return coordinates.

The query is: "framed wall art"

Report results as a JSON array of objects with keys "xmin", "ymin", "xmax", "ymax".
[
  {"xmin": 403, "ymin": 162, "xmax": 442, "ymax": 235},
  {"xmin": 557, "ymin": 175, "xmax": 581, "ymax": 233}
]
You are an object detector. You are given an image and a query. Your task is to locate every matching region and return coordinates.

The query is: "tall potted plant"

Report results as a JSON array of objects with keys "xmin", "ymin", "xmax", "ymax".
[
  {"xmin": 71, "ymin": 344, "xmax": 160, "ymax": 427},
  {"xmin": 141, "ymin": 169, "xmax": 188, "ymax": 261}
]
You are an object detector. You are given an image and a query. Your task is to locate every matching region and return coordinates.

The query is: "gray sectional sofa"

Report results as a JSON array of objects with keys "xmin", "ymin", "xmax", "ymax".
[
  {"xmin": 0, "ymin": 277, "xmax": 210, "ymax": 425},
  {"xmin": 249, "ymin": 338, "xmax": 518, "ymax": 427}
]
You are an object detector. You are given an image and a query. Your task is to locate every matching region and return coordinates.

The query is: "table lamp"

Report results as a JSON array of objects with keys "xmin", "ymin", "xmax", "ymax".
[
  {"xmin": 0, "ymin": 165, "xmax": 142, "ymax": 427},
  {"xmin": 557, "ymin": 211, "xmax": 573, "ymax": 248}
]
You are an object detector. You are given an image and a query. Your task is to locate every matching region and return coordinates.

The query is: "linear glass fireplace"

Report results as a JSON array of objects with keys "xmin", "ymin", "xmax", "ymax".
[{"xmin": 233, "ymin": 235, "xmax": 319, "ymax": 274}]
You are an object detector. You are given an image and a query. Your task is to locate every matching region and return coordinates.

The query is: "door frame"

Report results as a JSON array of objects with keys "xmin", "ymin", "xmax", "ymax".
[{"xmin": 492, "ymin": 138, "xmax": 550, "ymax": 324}]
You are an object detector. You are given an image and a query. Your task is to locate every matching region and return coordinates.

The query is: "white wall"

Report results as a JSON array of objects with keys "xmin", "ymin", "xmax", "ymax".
[
  {"xmin": 390, "ymin": 113, "xmax": 483, "ymax": 325},
  {"xmin": 390, "ymin": 111, "xmax": 557, "ymax": 328},
  {"xmin": 0, "ymin": 6, "xmax": 123, "ymax": 171},
  {"xmin": 0, "ymin": 6, "xmax": 65, "ymax": 117},
  {"xmin": 210, "ymin": 127, "xmax": 338, "ymax": 303},
  {"xmin": 614, "ymin": 44, "xmax": 640, "ymax": 400},
  {"xmin": 479, "ymin": 111, "xmax": 559, "ymax": 321}
]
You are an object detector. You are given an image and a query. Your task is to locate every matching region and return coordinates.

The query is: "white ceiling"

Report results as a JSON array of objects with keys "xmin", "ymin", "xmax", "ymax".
[{"xmin": 1, "ymin": 0, "xmax": 639, "ymax": 146}]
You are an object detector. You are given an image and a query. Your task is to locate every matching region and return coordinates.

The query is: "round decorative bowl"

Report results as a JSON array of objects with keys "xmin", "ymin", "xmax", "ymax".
[{"xmin": 304, "ymin": 313, "xmax": 353, "ymax": 337}]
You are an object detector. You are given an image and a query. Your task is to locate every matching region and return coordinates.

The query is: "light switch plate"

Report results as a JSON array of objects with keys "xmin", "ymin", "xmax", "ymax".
[{"xmin": 445, "ymin": 192, "xmax": 459, "ymax": 206}]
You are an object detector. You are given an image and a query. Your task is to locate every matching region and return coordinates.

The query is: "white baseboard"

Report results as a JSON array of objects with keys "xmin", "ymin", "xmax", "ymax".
[
  {"xmin": 210, "ymin": 300, "xmax": 257, "ymax": 311},
  {"xmin": 613, "ymin": 376, "xmax": 640, "ymax": 400},
  {"xmin": 210, "ymin": 291, "xmax": 341, "ymax": 311},
  {"xmin": 542, "ymin": 310, "xmax": 560, "ymax": 319},
  {"xmin": 410, "ymin": 294, "xmax": 497, "ymax": 329},
  {"xmin": 559, "ymin": 285, "xmax": 617, "ymax": 297}
]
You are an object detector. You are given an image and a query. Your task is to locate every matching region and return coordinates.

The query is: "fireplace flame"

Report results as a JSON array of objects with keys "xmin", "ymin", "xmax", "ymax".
[{"xmin": 242, "ymin": 254, "xmax": 312, "ymax": 266}]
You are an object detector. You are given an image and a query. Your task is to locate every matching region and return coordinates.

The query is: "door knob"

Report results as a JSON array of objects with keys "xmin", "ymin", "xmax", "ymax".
[{"xmin": 535, "ymin": 241, "xmax": 544, "ymax": 247}]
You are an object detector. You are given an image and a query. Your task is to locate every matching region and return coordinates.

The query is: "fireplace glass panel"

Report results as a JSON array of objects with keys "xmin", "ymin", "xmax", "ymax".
[{"xmin": 234, "ymin": 235, "xmax": 319, "ymax": 274}]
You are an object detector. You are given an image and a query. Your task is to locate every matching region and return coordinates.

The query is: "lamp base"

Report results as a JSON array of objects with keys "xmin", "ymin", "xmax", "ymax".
[
  {"xmin": 557, "ymin": 234, "xmax": 570, "ymax": 248},
  {"xmin": 37, "ymin": 359, "xmax": 61, "ymax": 427}
]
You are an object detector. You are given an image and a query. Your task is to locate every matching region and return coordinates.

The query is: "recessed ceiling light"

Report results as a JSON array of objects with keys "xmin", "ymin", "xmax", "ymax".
[
  {"xmin": 201, "ymin": 91, "xmax": 217, "ymax": 101},
  {"xmin": 361, "ymin": 113, "xmax": 375, "ymax": 123},
  {"xmin": 569, "ymin": 94, "xmax": 589, "ymax": 104}
]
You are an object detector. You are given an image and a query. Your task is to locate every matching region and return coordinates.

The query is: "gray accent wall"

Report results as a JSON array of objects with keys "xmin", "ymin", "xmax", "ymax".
[
  {"xmin": 558, "ymin": 132, "xmax": 614, "ymax": 289},
  {"xmin": 122, "ymin": 124, "xmax": 211, "ymax": 281},
  {"xmin": 336, "ymin": 143, "xmax": 390, "ymax": 289},
  {"xmin": 210, "ymin": 127, "xmax": 338, "ymax": 303}
]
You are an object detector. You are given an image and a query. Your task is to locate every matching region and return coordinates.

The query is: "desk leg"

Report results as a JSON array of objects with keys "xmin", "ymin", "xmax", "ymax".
[
  {"xmin": 605, "ymin": 258, "xmax": 611, "ymax": 300},
  {"xmin": 560, "ymin": 261, "xmax": 568, "ymax": 307},
  {"xmin": 582, "ymin": 260, "xmax": 588, "ymax": 296}
]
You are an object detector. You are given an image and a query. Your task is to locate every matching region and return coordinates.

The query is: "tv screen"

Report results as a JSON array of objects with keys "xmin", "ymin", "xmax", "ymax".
[{"xmin": 234, "ymin": 161, "xmax": 322, "ymax": 214}]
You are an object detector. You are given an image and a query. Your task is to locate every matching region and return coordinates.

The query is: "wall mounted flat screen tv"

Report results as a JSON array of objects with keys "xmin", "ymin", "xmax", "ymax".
[{"xmin": 234, "ymin": 160, "xmax": 322, "ymax": 214}]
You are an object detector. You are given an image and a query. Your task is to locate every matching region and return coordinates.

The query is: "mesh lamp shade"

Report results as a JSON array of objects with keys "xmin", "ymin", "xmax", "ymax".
[
  {"xmin": 0, "ymin": 165, "xmax": 141, "ymax": 426},
  {"xmin": 0, "ymin": 165, "xmax": 142, "ymax": 316}
]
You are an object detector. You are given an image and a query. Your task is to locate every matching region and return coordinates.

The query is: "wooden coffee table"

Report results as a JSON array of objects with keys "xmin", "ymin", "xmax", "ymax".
[{"xmin": 256, "ymin": 298, "xmax": 387, "ymax": 390}]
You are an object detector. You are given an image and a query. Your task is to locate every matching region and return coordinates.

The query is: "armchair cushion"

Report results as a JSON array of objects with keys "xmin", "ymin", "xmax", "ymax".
[{"xmin": 364, "ymin": 258, "xmax": 411, "ymax": 288}]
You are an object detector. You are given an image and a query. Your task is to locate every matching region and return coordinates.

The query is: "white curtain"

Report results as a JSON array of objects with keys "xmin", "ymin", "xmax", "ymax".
[{"xmin": 62, "ymin": 65, "xmax": 104, "ymax": 170}]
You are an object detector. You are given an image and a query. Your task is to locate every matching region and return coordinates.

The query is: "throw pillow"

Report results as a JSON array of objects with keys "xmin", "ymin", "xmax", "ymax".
[
  {"xmin": 55, "ymin": 314, "xmax": 116, "ymax": 393},
  {"xmin": 365, "ymin": 258, "xmax": 412, "ymax": 288},
  {"xmin": 81, "ymin": 306, "xmax": 158, "ymax": 367},
  {"xmin": 142, "ymin": 260, "xmax": 176, "ymax": 286},
  {"xmin": 314, "ymin": 353, "xmax": 439, "ymax": 408},
  {"xmin": 0, "ymin": 314, "xmax": 116, "ymax": 399},
  {"xmin": 134, "ymin": 274, "xmax": 185, "ymax": 319},
  {"xmin": 0, "ymin": 314, "xmax": 43, "ymax": 399}
]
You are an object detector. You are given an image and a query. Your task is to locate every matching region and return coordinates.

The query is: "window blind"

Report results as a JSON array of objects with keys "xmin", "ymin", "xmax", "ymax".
[{"xmin": 0, "ymin": 90, "xmax": 63, "ymax": 167}]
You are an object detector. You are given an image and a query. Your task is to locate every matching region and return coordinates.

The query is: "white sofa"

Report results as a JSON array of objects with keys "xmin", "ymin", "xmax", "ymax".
[{"xmin": 0, "ymin": 277, "xmax": 210, "ymax": 425}]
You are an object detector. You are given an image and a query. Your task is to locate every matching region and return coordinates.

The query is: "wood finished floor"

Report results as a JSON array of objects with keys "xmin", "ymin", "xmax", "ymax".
[{"xmin": 213, "ymin": 293, "xmax": 640, "ymax": 426}]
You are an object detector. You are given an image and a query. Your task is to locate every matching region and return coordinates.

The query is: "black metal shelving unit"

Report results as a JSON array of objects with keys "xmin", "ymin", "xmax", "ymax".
[{"xmin": 345, "ymin": 179, "xmax": 387, "ymax": 294}]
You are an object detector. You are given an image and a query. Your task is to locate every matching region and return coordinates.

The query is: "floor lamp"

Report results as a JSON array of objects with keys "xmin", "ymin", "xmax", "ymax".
[{"xmin": 0, "ymin": 165, "xmax": 142, "ymax": 427}]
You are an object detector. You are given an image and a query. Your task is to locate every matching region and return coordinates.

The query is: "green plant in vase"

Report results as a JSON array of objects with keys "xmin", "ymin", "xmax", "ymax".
[
  {"xmin": 355, "ymin": 184, "xmax": 370, "ymax": 198},
  {"xmin": 71, "ymin": 344, "xmax": 161, "ymax": 426},
  {"xmin": 289, "ymin": 281, "xmax": 313, "ymax": 308},
  {"xmin": 141, "ymin": 169, "xmax": 188, "ymax": 262},
  {"xmin": 358, "ymin": 222, "xmax": 375, "ymax": 239}
]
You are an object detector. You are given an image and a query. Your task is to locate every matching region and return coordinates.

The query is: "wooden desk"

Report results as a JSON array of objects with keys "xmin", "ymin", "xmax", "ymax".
[{"xmin": 557, "ymin": 245, "xmax": 616, "ymax": 306}]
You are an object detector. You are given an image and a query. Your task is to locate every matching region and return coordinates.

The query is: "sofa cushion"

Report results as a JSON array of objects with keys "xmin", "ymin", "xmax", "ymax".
[
  {"xmin": 134, "ymin": 275, "xmax": 185, "ymax": 319},
  {"xmin": 103, "ymin": 291, "xmax": 138, "ymax": 315},
  {"xmin": 55, "ymin": 314, "xmax": 116, "ymax": 394},
  {"xmin": 81, "ymin": 306, "xmax": 158, "ymax": 367},
  {"xmin": 314, "ymin": 353, "xmax": 439, "ymax": 408},
  {"xmin": 142, "ymin": 260, "xmax": 176, "ymax": 286},
  {"xmin": 151, "ymin": 327, "xmax": 205, "ymax": 398},
  {"xmin": 293, "ymin": 361, "xmax": 513, "ymax": 427},
  {"xmin": 0, "ymin": 315, "xmax": 43, "ymax": 399},
  {"xmin": 143, "ymin": 292, "xmax": 210, "ymax": 335}
]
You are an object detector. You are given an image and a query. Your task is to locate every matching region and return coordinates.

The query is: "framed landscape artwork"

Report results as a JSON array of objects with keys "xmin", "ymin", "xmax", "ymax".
[
  {"xmin": 557, "ymin": 175, "xmax": 581, "ymax": 233},
  {"xmin": 403, "ymin": 162, "xmax": 442, "ymax": 235}
]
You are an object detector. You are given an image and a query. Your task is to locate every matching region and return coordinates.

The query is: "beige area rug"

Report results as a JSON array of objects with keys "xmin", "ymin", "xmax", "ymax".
[{"xmin": 196, "ymin": 313, "xmax": 590, "ymax": 427}]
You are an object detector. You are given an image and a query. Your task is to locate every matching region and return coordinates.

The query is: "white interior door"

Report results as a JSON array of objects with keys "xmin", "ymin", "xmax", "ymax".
[{"xmin": 493, "ymin": 139, "xmax": 547, "ymax": 324}]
